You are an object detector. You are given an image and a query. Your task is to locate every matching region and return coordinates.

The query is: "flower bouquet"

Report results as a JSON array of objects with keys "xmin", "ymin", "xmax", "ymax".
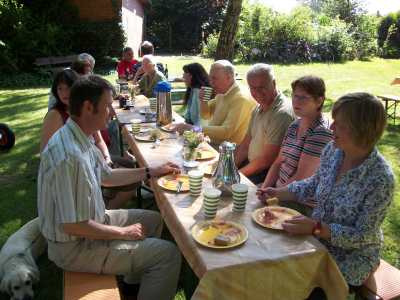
[{"xmin": 182, "ymin": 130, "xmax": 210, "ymax": 162}]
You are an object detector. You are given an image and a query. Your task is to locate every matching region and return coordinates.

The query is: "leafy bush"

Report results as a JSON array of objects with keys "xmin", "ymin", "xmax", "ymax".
[
  {"xmin": 313, "ymin": 18, "xmax": 355, "ymax": 62},
  {"xmin": 0, "ymin": 0, "xmax": 125, "ymax": 72},
  {"xmin": 351, "ymin": 15, "xmax": 378, "ymax": 59},
  {"xmin": 0, "ymin": 71, "xmax": 52, "ymax": 89},
  {"xmin": 378, "ymin": 12, "xmax": 400, "ymax": 58},
  {"xmin": 69, "ymin": 21, "xmax": 125, "ymax": 61},
  {"xmin": 0, "ymin": 0, "xmax": 77, "ymax": 72},
  {"xmin": 229, "ymin": 2, "xmax": 379, "ymax": 63},
  {"xmin": 202, "ymin": 33, "xmax": 219, "ymax": 58},
  {"xmin": 146, "ymin": 0, "xmax": 227, "ymax": 52}
]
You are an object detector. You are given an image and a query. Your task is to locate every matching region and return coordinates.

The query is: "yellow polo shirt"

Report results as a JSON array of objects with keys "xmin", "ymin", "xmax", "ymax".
[{"xmin": 202, "ymin": 83, "xmax": 256, "ymax": 145}]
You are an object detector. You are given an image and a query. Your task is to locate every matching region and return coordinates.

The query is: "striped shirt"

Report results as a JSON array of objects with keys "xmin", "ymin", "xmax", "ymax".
[
  {"xmin": 38, "ymin": 119, "xmax": 111, "ymax": 242},
  {"xmin": 276, "ymin": 115, "xmax": 332, "ymax": 186}
]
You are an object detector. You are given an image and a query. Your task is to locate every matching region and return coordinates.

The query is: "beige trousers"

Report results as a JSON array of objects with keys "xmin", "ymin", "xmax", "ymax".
[{"xmin": 48, "ymin": 209, "xmax": 181, "ymax": 300}]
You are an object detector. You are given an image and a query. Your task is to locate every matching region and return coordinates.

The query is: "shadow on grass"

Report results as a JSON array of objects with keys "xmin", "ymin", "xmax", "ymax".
[
  {"xmin": 380, "ymin": 123, "xmax": 400, "ymax": 148},
  {"xmin": 379, "ymin": 124, "xmax": 400, "ymax": 267},
  {"xmin": 0, "ymin": 92, "xmax": 48, "ymax": 122}
]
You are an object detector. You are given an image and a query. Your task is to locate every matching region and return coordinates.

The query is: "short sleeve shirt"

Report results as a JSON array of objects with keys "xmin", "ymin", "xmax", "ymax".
[
  {"xmin": 247, "ymin": 93, "xmax": 294, "ymax": 162},
  {"xmin": 117, "ymin": 59, "xmax": 138, "ymax": 78},
  {"xmin": 277, "ymin": 116, "xmax": 333, "ymax": 186},
  {"xmin": 38, "ymin": 119, "xmax": 111, "ymax": 242}
]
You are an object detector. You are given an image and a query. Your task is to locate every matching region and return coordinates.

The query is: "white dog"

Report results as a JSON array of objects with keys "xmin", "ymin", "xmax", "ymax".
[{"xmin": 0, "ymin": 218, "xmax": 47, "ymax": 300}]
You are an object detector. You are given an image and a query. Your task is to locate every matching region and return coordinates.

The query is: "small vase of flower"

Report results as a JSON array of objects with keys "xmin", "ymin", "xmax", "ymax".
[{"xmin": 182, "ymin": 130, "xmax": 209, "ymax": 164}]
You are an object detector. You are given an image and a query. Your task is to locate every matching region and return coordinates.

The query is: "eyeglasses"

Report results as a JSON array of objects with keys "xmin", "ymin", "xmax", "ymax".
[{"xmin": 292, "ymin": 94, "xmax": 314, "ymax": 101}]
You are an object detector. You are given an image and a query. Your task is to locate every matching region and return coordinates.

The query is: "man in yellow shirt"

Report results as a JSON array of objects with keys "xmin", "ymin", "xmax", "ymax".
[{"xmin": 173, "ymin": 60, "xmax": 256, "ymax": 145}]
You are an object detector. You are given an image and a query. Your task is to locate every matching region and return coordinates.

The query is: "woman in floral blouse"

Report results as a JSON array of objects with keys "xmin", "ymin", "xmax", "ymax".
[{"xmin": 263, "ymin": 92, "xmax": 394, "ymax": 291}]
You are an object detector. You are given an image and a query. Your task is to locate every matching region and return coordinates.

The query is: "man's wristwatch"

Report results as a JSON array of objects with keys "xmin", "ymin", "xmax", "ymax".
[{"xmin": 312, "ymin": 220, "xmax": 322, "ymax": 236}]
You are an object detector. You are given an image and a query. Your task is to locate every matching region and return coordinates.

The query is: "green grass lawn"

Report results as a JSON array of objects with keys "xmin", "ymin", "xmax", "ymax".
[{"xmin": 0, "ymin": 56, "xmax": 399, "ymax": 299}]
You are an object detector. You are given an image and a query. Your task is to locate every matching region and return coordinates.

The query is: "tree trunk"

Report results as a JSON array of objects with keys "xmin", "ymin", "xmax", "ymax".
[{"xmin": 215, "ymin": 0, "xmax": 243, "ymax": 61}]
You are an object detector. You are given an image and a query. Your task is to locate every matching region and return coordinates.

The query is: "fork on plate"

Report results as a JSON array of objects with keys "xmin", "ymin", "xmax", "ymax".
[{"xmin": 176, "ymin": 180, "xmax": 183, "ymax": 194}]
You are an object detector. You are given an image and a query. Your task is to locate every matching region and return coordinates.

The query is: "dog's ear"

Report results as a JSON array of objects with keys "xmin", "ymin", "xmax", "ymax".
[
  {"xmin": 28, "ymin": 267, "xmax": 40, "ymax": 284},
  {"xmin": 0, "ymin": 276, "xmax": 11, "ymax": 295}
]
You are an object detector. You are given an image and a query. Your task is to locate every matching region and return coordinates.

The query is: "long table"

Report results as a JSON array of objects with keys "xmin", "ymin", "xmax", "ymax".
[{"xmin": 115, "ymin": 96, "xmax": 349, "ymax": 300}]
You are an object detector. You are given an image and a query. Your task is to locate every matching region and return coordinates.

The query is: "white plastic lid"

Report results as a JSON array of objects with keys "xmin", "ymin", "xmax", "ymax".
[
  {"xmin": 188, "ymin": 170, "xmax": 204, "ymax": 178},
  {"xmin": 232, "ymin": 183, "xmax": 248, "ymax": 193},
  {"xmin": 203, "ymin": 187, "xmax": 222, "ymax": 198}
]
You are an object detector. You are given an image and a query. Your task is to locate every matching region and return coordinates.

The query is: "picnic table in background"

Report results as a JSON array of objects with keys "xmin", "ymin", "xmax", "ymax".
[
  {"xmin": 114, "ymin": 96, "xmax": 349, "ymax": 300},
  {"xmin": 377, "ymin": 77, "xmax": 400, "ymax": 124}
]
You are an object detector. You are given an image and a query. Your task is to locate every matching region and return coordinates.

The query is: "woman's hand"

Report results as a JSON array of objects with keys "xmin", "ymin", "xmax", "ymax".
[
  {"xmin": 257, "ymin": 186, "xmax": 297, "ymax": 204},
  {"xmin": 150, "ymin": 162, "xmax": 181, "ymax": 177},
  {"xmin": 256, "ymin": 186, "xmax": 277, "ymax": 202},
  {"xmin": 282, "ymin": 215, "xmax": 315, "ymax": 235}
]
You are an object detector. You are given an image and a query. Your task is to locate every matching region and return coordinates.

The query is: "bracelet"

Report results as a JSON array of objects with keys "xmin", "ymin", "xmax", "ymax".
[
  {"xmin": 145, "ymin": 167, "xmax": 151, "ymax": 179},
  {"xmin": 312, "ymin": 220, "xmax": 322, "ymax": 236}
]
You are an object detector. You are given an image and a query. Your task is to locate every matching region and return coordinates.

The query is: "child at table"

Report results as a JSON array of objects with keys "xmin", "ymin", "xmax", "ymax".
[{"xmin": 117, "ymin": 47, "xmax": 138, "ymax": 81}]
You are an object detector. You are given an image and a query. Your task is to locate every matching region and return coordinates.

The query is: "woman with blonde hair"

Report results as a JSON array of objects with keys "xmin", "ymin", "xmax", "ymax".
[{"xmin": 262, "ymin": 92, "xmax": 394, "ymax": 296}]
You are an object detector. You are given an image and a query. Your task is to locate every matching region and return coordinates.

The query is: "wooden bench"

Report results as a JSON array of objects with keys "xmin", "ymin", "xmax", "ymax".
[
  {"xmin": 357, "ymin": 259, "xmax": 400, "ymax": 300},
  {"xmin": 377, "ymin": 95, "xmax": 400, "ymax": 124},
  {"xmin": 34, "ymin": 55, "xmax": 77, "ymax": 75},
  {"xmin": 63, "ymin": 271, "xmax": 121, "ymax": 300}
]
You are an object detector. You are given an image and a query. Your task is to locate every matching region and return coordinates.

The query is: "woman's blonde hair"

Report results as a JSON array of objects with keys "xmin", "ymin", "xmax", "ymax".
[{"xmin": 332, "ymin": 92, "xmax": 386, "ymax": 150}]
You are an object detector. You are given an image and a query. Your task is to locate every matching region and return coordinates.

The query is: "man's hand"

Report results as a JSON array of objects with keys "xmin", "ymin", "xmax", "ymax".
[
  {"xmin": 282, "ymin": 215, "xmax": 314, "ymax": 235},
  {"xmin": 150, "ymin": 162, "xmax": 181, "ymax": 177},
  {"xmin": 136, "ymin": 66, "xmax": 145, "ymax": 76},
  {"xmin": 120, "ymin": 223, "xmax": 146, "ymax": 240}
]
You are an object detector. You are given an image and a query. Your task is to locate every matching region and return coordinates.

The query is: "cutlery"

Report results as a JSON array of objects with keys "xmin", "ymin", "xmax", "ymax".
[{"xmin": 176, "ymin": 180, "xmax": 183, "ymax": 194}]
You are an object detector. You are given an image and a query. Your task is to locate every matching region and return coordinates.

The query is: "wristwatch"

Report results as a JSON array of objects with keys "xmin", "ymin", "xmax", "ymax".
[{"xmin": 312, "ymin": 220, "xmax": 322, "ymax": 236}]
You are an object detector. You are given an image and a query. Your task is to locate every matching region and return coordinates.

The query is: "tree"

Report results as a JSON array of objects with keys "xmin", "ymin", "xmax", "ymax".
[
  {"xmin": 145, "ymin": 0, "xmax": 227, "ymax": 52},
  {"xmin": 215, "ymin": 0, "xmax": 243, "ymax": 61},
  {"xmin": 297, "ymin": 0, "xmax": 326, "ymax": 13},
  {"xmin": 300, "ymin": 0, "xmax": 366, "ymax": 26}
]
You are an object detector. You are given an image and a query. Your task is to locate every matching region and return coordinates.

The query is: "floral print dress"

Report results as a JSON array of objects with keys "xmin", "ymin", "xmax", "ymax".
[{"xmin": 288, "ymin": 141, "xmax": 394, "ymax": 286}]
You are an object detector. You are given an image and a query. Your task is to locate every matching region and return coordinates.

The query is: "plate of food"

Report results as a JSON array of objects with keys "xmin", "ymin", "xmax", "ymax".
[
  {"xmin": 157, "ymin": 174, "xmax": 190, "ymax": 192},
  {"xmin": 191, "ymin": 220, "xmax": 248, "ymax": 249},
  {"xmin": 252, "ymin": 206, "xmax": 301, "ymax": 230},
  {"xmin": 129, "ymin": 124, "xmax": 153, "ymax": 134},
  {"xmin": 201, "ymin": 162, "xmax": 217, "ymax": 176},
  {"xmin": 134, "ymin": 129, "xmax": 165, "ymax": 142},
  {"xmin": 195, "ymin": 149, "xmax": 216, "ymax": 160}
]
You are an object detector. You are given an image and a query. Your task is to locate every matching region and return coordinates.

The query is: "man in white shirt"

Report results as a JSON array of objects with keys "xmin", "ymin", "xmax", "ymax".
[{"xmin": 38, "ymin": 75, "xmax": 181, "ymax": 300}]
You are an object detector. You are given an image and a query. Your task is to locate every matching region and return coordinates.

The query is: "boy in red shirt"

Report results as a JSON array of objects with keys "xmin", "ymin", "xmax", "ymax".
[{"xmin": 117, "ymin": 47, "xmax": 138, "ymax": 80}]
